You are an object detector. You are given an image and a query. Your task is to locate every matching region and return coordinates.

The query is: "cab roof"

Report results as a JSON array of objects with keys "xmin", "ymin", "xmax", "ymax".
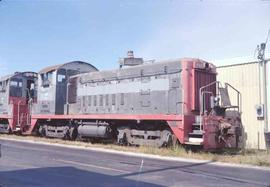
[
  {"xmin": 39, "ymin": 61, "xmax": 98, "ymax": 74},
  {"xmin": 0, "ymin": 72, "xmax": 37, "ymax": 82}
]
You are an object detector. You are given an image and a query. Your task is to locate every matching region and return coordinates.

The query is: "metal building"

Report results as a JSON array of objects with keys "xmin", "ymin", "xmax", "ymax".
[{"xmin": 217, "ymin": 59, "xmax": 269, "ymax": 149}]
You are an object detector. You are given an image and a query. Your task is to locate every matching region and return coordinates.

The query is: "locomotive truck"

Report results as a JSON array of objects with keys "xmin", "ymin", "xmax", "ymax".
[{"xmin": 0, "ymin": 52, "xmax": 242, "ymax": 150}]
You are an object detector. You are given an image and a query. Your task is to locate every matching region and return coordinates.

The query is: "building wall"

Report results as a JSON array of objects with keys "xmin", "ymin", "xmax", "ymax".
[
  {"xmin": 217, "ymin": 62, "xmax": 267, "ymax": 149},
  {"xmin": 267, "ymin": 62, "xmax": 270, "ymax": 132}
]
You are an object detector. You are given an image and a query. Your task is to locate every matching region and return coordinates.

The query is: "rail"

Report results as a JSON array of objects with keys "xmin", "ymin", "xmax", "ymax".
[
  {"xmin": 180, "ymin": 86, "xmax": 185, "ymax": 115},
  {"xmin": 199, "ymin": 81, "xmax": 221, "ymax": 116},
  {"xmin": 26, "ymin": 88, "xmax": 34, "ymax": 126},
  {"xmin": 27, "ymin": 98, "xmax": 33, "ymax": 125},
  {"xmin": 200, "ymin": 91, "xmax": 214, "ymax": 131},
  {"xmin": 17, "ymin": 100, "xmax": 23, "ymax": 127},
  {"xmin": 224, "ymin": 83, "xmax": 242, "ymax": 113},
  {"xmin": 199, "ymin": 81, "xmax": 242, "ymax": 130},
  {"xmin": 66, "ymin": 82, "xmax": 71, "ymax": 115},
  {"xmin": 199, "ymin": 81, "xmax": 219, "ymax": 131}
]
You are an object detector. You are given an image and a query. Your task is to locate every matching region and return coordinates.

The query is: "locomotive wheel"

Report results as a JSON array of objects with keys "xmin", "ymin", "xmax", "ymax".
[
  {"xmin": 38, "ymin": 126, "xmax": 46, "ymax": 137},
  {"xmin": 172, "ymin": 134, "xmax": 179, "ymax": 148},
  {"xmin": 7, "ymin": 125, "xmax": 12, "ymax": 134},
  {"xmin": 69, "ymin": 127, "xmax": 78, "ymax": 141},
  {"xmin": 118, "ymin": 132, "xmax": 128, "ymax": 146},
  {"xmin": 119, "ymin": 134, "xmax": 128, "ymax": 145},
  {"xmin": 161, "ymin": 130, "xmax": 173, "ymax": 147}
]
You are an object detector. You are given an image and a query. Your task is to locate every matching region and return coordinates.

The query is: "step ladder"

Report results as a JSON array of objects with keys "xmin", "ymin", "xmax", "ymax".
[{"xmin": 185, "ymin": 116, "xmax": 204, "ymax": 145}]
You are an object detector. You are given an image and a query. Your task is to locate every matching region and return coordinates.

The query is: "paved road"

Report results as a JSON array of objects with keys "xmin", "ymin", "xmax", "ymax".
[{"xmin": 0, "ymin": 139, "xmax": 269, "ymax": 187}]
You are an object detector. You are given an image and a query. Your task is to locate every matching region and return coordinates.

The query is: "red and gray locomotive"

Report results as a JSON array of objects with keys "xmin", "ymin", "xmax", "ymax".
[
  {"xmin": 0, "ymin": 52, "xmax": 242, "ymax": 150},
  {"xmin": 0, "ymin": 72, "xmax": 37, "ymax": 133}
]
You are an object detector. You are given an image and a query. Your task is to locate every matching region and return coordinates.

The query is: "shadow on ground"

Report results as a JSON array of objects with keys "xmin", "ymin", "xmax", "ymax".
[{"xmin": 0, "ymin": 166, "xmax": 164, "ymax": 187}]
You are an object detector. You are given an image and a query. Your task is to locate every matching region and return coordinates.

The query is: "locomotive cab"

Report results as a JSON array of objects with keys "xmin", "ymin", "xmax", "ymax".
[
  {"xmin": 0, "ymin": 72, "xmax": 37, "ymax": 133},
  {"xmin": 33, "ymin": 61, "xmax": 98, "ymax": 115}
]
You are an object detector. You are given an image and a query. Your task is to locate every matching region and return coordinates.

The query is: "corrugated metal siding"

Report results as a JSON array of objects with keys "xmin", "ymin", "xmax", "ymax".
[
  {"xmin": 267, "ymin": 62, "xmax": 270, "ymax": 134},
  {"xmin": 217, "ymin": 63, "xmax": 266, "ymax": 149}
]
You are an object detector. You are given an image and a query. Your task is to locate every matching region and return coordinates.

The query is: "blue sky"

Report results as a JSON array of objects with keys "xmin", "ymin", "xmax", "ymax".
[{"xmin": 0, "ymin": 0, "xmax": 270, "ymax": 74}]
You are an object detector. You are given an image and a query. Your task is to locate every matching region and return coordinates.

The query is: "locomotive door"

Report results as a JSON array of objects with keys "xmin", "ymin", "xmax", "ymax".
[
  {"xmin": 26, "ymin": 80, "xmax": 35, "ymax": 104},
  {"xmin": 168, "ymin": 77, "xmax": 181, "ymax": 115},
  {"xmin": 168, "ymin": 89, "xmax": 180, "ymax": 114},
  {"xmin": 55, "ymin": 69, "xmax": 67, "ymax": 114},
  {"xmin": 55, "ymin": 69, "xmax": 79, "ymax": 114}
]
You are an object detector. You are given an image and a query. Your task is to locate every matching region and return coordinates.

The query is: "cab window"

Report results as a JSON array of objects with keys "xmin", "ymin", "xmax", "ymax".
[
  {"xmin": 9, "ymin": 79, "xmax": 22, "ymax": 97},
  {"xmin": 0, "ymin": 81, "xmax": 7, "ymax": 92},
  {"xmin": 57, "ymin": 74, "xmax": 66, "ymax": 83},
  {"xmin": 57, "ymin": 69, "xmax": 66, "ymax": 83},
  {"xmin": 41, "ymin": 71, "xmax": 54, "ymax": 87}
]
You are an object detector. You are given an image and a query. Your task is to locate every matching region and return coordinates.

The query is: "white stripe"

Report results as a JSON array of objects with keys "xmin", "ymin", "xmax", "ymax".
[{"xmin": 55, "ymin": 159, "xmax": 128, "ymax": 173}]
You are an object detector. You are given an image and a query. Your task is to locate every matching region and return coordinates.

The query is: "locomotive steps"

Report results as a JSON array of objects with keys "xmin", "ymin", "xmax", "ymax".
[
  {"xmin": 0, "ymin": 134, "xmax": 269, "ymax": 168},
  {"xmin": 186, "ymin": 120, "xmax": 204, "ymax": 145}
]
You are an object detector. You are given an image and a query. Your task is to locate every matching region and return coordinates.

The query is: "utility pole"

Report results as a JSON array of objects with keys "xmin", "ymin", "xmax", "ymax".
[{"xmin": 257, "ymin": 30, "xmax": 270, "ymax": 148}]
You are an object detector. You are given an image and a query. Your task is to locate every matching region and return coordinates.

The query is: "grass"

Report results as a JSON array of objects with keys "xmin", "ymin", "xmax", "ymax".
[{"xmin": 1, "ymin": 134, "xmax": 269, "ymax": 167}]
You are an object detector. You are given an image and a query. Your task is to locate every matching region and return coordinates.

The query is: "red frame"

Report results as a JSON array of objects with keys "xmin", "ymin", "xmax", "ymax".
[{"xmin": 26, "ymin": 114, "xmax": 184, "ymax": 135}]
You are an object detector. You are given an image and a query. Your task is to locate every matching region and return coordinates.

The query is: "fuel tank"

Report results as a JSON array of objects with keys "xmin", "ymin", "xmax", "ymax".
[{"xmin": 78, "ymin": 122, "xmax": 111, "ymax": 138}]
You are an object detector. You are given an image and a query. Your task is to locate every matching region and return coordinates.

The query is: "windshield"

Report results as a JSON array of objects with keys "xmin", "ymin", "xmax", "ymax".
[{"xmin": 9, "ymin": 78, "xmax": 22, "ymax": 97}]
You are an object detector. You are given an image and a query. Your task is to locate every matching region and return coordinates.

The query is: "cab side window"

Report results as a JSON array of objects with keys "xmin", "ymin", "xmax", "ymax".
[
  {"xmin": 0, "ymin": 81, "xmax": 7, "ymax": 92},
  {"xmin": 41, "ymin": 71, "xmax": 53, "ymax": 87},
  {"xmin": 57, "ymin": 69, "xmax": 66, "ymax": 83}
]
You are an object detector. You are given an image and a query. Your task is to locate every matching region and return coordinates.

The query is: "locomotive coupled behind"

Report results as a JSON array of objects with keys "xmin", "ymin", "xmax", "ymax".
[
  {"xmin": 0, "ymin": 53, "xmax": 242, "ymax": 150},
  {"xmin": 0, "ymin": 72, "xmax": 37, "ymax": 133}
]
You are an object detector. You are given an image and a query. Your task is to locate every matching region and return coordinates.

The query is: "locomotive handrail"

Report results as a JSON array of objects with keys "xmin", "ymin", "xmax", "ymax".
[
  {"xmin": 199, "ymin": 81, "xmax": 242, "ymax": 132},
  {"xmin": 79, "ymin": 69, "xmax": 182, "ymax": 84},
  {"xmin": 26, "ymin": 88, "xmax": 33, "ymax": 125},
  {"xmin": 19, "ymin": 113, "xmax": 25, "ymax": 126},
  {"xmin": 224, "ymin": 82, "xmax": 242, "ymax": 113},
  {"xmin": 66, "ymin": 82, "xmax": 71, "ymax": 115},
  {"xmin": 199, "ymin": 81, "xmax": 221, "ymax": 115},
  {"xmin": 27, "ymin": 98, "xmax": 33, "ymax": 125},
  {"xmin": 17, "ymin": 100, "xmax": 23, "ymax": 127},
  {"xmin": 168, "ymin": 86, "xmax": 186, "ymax": 115},
  {"xmin": 180, "ymin": 86, "xmax": 185, "ymax": 115},
  {"xmin": 201, "ymin": 91, "xmax": 214, "ymax": 113},
  {"xmin": 199, "ymin": 81, "xmax": 221, "ymax": 131},
  {"xmin": 200, "ymin": 91, "xmax": 214, "ymax": 131}
]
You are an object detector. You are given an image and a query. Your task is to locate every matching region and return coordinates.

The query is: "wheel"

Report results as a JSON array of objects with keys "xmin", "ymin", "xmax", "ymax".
[
  {"xmin": 38, "ymin": 126, "xmax": 46, "ymax": 137},
  {"xmin": 7, "ymin": 125, "xmax": 12, "ymax": 134},
  {"xmin": 161, "ymin": 130, "xmax": 173, "ymax": 147},
  {"xmin": 118, "ymin": 132, "xmax": 128, "ymax": 146},
  {"xmin": 172, "ymin": 134, "xmax": 179, "ymax": 148},
  {"xmin": 69, "ymin": 127, "xmax": 78, "ymax": 141}
]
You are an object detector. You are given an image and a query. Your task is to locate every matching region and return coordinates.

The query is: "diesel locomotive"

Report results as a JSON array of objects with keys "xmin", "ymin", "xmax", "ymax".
[
  {"xmin": 0, "ymin": 72, "xmax": 37, "ymax": 133},
  {"xmin": 0, "ymin": 52, "xmax": 242, "ymax": 150}
]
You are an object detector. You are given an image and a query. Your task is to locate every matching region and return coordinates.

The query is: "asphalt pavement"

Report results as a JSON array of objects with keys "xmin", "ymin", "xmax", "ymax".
[{"xmin": 0, "ymin": 139, "xmax": 269, "ymax": 187}]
